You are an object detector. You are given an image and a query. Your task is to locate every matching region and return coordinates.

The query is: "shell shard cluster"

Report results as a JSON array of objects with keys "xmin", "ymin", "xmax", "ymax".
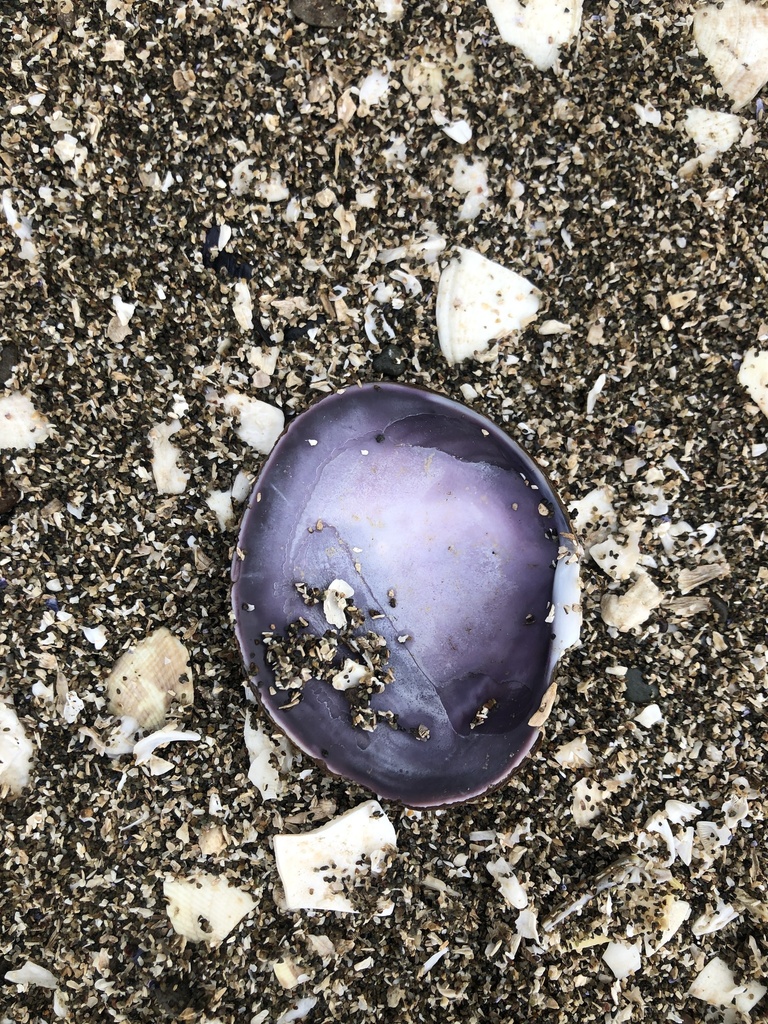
[{"xmin": 232, "ymin": 383, "xmax": 580, "ymax": 806}]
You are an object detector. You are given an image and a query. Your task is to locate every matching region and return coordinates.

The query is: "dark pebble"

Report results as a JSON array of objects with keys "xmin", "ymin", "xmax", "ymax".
[
  {"xmin": 0, "ymin": 343, "xmax": 19, "ymax": 385},
  {"xmin": 372, "ymin": 344, "xmax": 407, "ymax": 378},
  {"xmin": 624, "ymin": 667, "xmax": 659, "ymax": 705},
  {"xmin": 151, "ymin": 976, "xmax": 198, "ymax": 1016},
  {"xmin": 289, "ymin": 0, "xmax": 347, "ymax": 28},
  {"xmin": 0, "ymin": 477, "xmax": 21, "ymax": 518}
]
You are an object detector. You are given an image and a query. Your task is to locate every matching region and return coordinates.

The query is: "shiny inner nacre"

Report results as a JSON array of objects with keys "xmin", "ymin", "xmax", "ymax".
[{"xmin": 232, "ymin": 382, "xmax": 580, "ymax": 807}]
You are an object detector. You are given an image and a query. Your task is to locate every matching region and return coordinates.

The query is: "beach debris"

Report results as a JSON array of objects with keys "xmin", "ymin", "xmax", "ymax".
[
  {"xmin": 486, "ymin": 0, "xmax": 583, "ymax": 71},
  {"xmin": 323, "ymin": 578, "xmax": 355, "ymax": 629},
  {"xmin": 450, "ymin": 155, "xmax": 490, "ymax": 220},
  {"xmin": 2, "ymin": 191, "xmax": 37, "ymax": 261},
  {"xmin": 688, "ymin": 956, "xmax": 766, "ymax": 1015},
  {"xmin": 680, "ymin": 107, "xmax": 742, "ymax": 176},
  {"xmin": 133, "ymin": 728, "xmax": 201, "ymax": 765},
  {"xmin": 436, "ymin": 248, "xmax": 540, "ymax": 364},
  {"xmin": 487, "ymin": 858, "xmax": 528, "ymax": 909},
  {"xmin": 693, "ymin": 0, "xmax": 768, "ymax": 111},
  {"xmin": 0, "ymin": 702, "xmax": 34, "ymax": 798},
  {"xmin": 105, "ymin": 627, "xmax": 193, "ymax": 732},
  {"xmin": 601, "ymin": 573, "xmax": 663, "ymax": 631},
  {"xmin": 233, "ymin": 280, "xmax": 254, "ymax": 331},
  {"xmin": 221, "ymin": 392, "xmax": 285, "ymax": 454},
  {"xmin": 273, "ymin": 800, "xmax": 397, "ymax": 913},
  {"xmin": 0, "ymin": 392, "xmax": 52, "ymax": 450},
  {"xmin": 553, "ymin": 736, "xmax": 594, "ymax": 769},
  {"xmin": 5, "ymin": 961, "xmax": 58, "ymax": 989},
  {"xmin": 244, "ymin": 713, "xmax": 292, "ymax": 801},
  {"xmin": 602, "ymin": 940, "xmax": 641, "ymax": 980},
  {"xmin": 148, "ymin": 420, "xmax": 189, "ymax": 494},
  {"xmin": 163, "ymin": 874, "xmax": 256, "ymax": 944},
  {"xmin": 738, "ymin": 347, "xmax": 768, "ymax": 418}
]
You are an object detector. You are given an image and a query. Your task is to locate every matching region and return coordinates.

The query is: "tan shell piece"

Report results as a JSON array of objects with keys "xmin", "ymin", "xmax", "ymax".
[
  {"xmin": 693, "ymin": 0, "xmax": 768, "ymax": 112},
  {"xmin": 105, "ymin": 627, "xmax": 192, "ymax": 731},
  {"xmin": 163, "ymin": 874, "xmax": 256, "ymax": 944}
]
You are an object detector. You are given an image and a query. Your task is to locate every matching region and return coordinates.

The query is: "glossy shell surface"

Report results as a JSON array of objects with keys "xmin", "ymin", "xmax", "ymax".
[{"xmin": 232, "ymin": 383, "xmax": 580, "ymax": 807}]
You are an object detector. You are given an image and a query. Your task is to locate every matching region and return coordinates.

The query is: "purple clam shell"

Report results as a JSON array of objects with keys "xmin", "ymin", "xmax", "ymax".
[{"xmin": 232, "ymin": 382, "xmax": 580, "ymax": 807}]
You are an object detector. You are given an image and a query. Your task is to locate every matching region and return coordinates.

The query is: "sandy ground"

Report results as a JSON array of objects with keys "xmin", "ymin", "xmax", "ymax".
[{"xmin": 1, "ymin": 1, "xmax": 767, "ymax": 1022}]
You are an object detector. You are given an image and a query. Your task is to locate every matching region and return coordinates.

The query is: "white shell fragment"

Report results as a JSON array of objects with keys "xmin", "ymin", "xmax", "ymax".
[
  {"xmin": 273, "ymin": 800, "xmax": 397, "ymax": 914},
  {"xmin": 164, "ymin": 874, "xmax": 256, "ymax": 944},
  {"xmin": 688, "ymin": 956, "xmax": 741, "ymax": 1007},
  {"xmin": 685, "ymin": 107, "xmax": 741, "ymax": 155},
  {"xmin": 634, "ymin": 703, "xmax": 663, "ymax": 728},
  {"xmin": 0, "ymin": 392, "xmax": 52, "ymax": 450},
  {"xmin": 222, "ymin": 392, "xmax": 285, "ymax": 454},
  {"xmin": 633, "ymin": 102, "xmax": 662, "ymax": 127},
  {"xmin": 2, "ymin": 191, "xmax": 37, "ymax": 261},
  {"xmin": 589, "ymin": 519, "xmax": 643, "ymax": 581},
  {"xmin": 645, "ymin": 896, "xmax": 691, "ymax": 954},
  {"xmin": 0, "ymin": 702, "xmax": 34, "ymax": 798},
  {"xmin": 133, "ymin": 728, "xmax": 201, "ymax": 764},
  {"xmin": 205, "ymin": 488, "xmax": 235, "ymax": 530},
  {"xmin": 554, "ymin": 736, "xmax": 594, "ymax": 770},
  {"xmin": 602, "ymin": 940, "xmax": 641, "ymax": 980},
  {"xmin": 5, "ymin": 961, "xmax": 58, "ymax": 989},
  {"xmin": 274, "ymin": 958, "xmax": 310, "ymax": 990},
  {"xmin": 148, "ymin": 420, "xmax": 189, "ymax": 494},
  {"xmin": 693, "ymin": 0, "xmax": 768, "ymax": 111},
  {"xmin": 601, "ymin": 573, "xmax": 663, "ymax": 631},
  {"xmin": 436, "ymin": 248, "xmax": 540, "ymax": 365},
  {"xmin": 105, "ymin": 627, "xmax": 193, "ymax": 732},
  {"xmin": 487, "ymin": 858, "xmax": 528, "ymax": 909},
  {"xmin": 692, "ymin": 898, "xmax": 740, "ymax": 936},
  {"xmin": 486, "ymin": 0, "xmax": 583, "ymax": 71},
  {"xmin": 331, "ymin": 658, "xmax": 369, "ymax": 691},
  {"xmin": 244, "ymin": 713, "xmax": 292, "ymax": 801},
  {"xmin": 738, "ymin": 348, "xmax": 768, "ymax": 418},
  {"xmin": 323, "ymin": 578, "xmax": 355, "ymax": 629},
  {"xmin": 432, "ymin": 110, "xmax": 472, "ymax": 144},
  {"xmin": 680, "ymin": 107, "xmax": 742, "ymax": 176},
  {"xmin": 233, "ymin": 280, "xmax": 254, "ymax": 331},
  {"xmin": 112, "ymin": 294, "xmax": 136, "ymax": 326},
  {"xmin": 450, "ymin": 156, "xmax": 490, "ymax": 220}
]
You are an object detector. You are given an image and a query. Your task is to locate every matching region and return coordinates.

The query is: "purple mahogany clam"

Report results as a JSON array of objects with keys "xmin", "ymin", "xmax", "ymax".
[{"xmin": 232, "ymin": 383, "xmax": 581, "ymax": 807}]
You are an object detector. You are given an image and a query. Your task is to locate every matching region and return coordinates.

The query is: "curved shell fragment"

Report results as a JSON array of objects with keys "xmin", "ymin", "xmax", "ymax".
[
  {"xmin": 693, "ymin": 0, "xmax": 768, "ymax": 111},
  {"xmin": 436, "ymin": 248, "xmax": 540, "ymax": 365},
  {"xmin": 273, "ymin": 800, "xmax": 397, "ymax": 914},
  {"xmin": 738, "ymin": 348, "xmax": 768, "ymax": 418},
  {"xmin": 163, "ymin": 874, "xmax": 256, "ymax": 944},
  {"xmin": 105, "ymin": 627, "xmax": 193, "ymax": 732},
  {"xmin": 486, "ymin": 0, "xmax": 583, "ymax": 71},
  {"xmin": 0, "ymin": 702, "xmax": 34, "ymax": 798},
  {"xmin": 0, "ymin": 392, "xmax": 52, "ymax": 451}
]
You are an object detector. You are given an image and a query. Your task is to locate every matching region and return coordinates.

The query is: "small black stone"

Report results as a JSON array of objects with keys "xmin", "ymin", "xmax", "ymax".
[
  {"xmin": 624, "ymin": 667, "xmax": 659, "ymax": 705},
  {"xmin": 0, "ymin": 475, "xmax": 21, "ymax": 519},
  {"xmin": 151, "ymin": 976, "xmax": 198, "ymax": 1017},
  {"xmin": 289, "ymin": 0, "xmax": 347, "ymax": 28},
  {"xmin": 372, "ymin": 345, "xmax": 407, "ymax": 379},
  {"xmin": 0, "ymin": 343, "xmax": 19, "ymax": 385}
]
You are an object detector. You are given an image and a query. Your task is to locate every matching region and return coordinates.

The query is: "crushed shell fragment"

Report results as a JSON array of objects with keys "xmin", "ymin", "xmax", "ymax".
[
  {"xmin": 163, "ymin": 874, "xmax": 256, "ymax": 944},
  {"xmin": 105, "ymin": 627, "xmax": 192, "ymax": 731},
  {"xmin": 693, "ymin": 0, "xmax": 768, "ymax": 111},
  {"xmin": 273, "ymin": 800, "xmax": 397, "ymax": 914}
]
